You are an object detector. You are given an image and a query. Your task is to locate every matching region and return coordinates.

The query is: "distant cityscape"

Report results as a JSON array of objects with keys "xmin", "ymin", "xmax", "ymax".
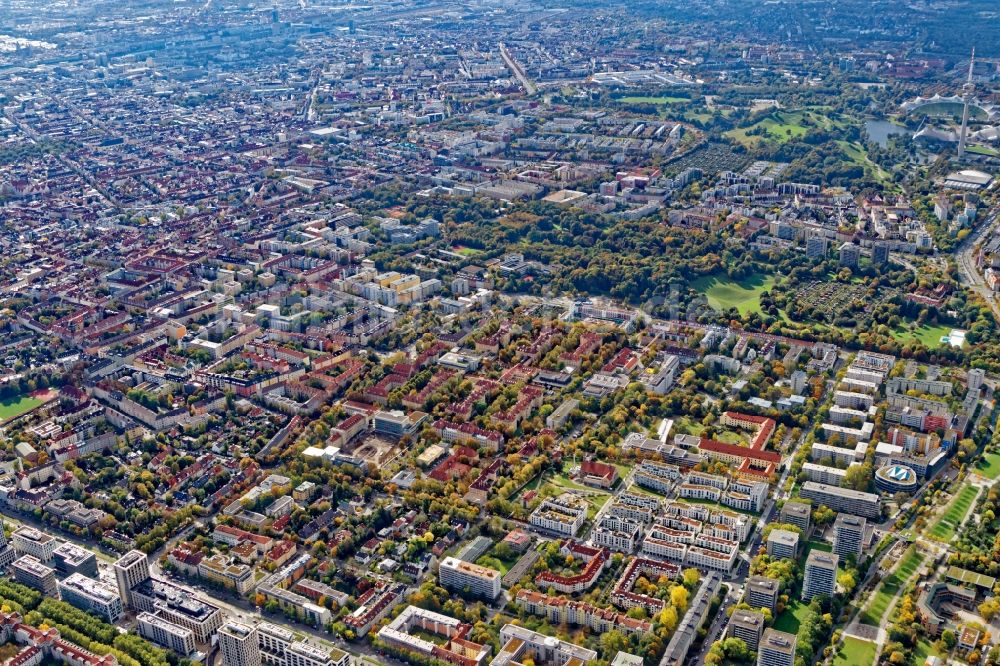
[{"xmin": 0, "ymin": 2, "xmax": 998, "ymax": 666}]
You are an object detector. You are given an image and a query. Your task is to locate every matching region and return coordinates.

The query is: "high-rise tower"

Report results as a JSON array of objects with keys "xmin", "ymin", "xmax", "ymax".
[{"xmin": 958, "ymin": 48, "xmax": 976, "ymax": 159}]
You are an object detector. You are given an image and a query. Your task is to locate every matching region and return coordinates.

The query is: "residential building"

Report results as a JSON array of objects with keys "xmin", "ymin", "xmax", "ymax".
[
  {"xmin": 799, "ymin": 482, "xmax": 881, "ymax": 520},
  {"xmin": 832, "ymin": 513, "xmax": 866, "ymax": 560},
  {"xmin": 198, "ymin": 555, "xmax": 255, "ymax": 595},
  {"xmin": 745, "ymin": 576, "xmax": 780, "ymax": 612},
  {"xmin": 766, "ymin": 529, "xmax": 799, "ymax": 560},
  {"xmin": 491, "ymin": 624, "xmax": 596, "ymax": 666},
  {"xmin": 529, "ymin": 495, "xmax": 587, "ymax": 537},
  {"xmin": 805, "ymin": 235, "xmax": 828, "ymax": 260},
  {"xmin": 439, "ymin": 557, "xmax": 501, "ymax": 601},
  {"xmin": 727, "ymin": 609, "xmax": 765, "ymax": 651},
  {"xmin": 839, "ymin": 242, "xmax": 860, "ymax": 268},
  {"xmin": 802, "ymin": 551, "xmax": 838, "ymax": 602},
  {"xmin": 758, "ymin": 629, "xmax": 796, "ymax": 666},
  {"xmin": 376, "ymin": 606, "xmax": 491, "ymax": 666},
  {"xmin": 137, "ymin": 612, "xmax": 197, "ymax": 656},
  {"xmin": 779, "ymin": 502, "xmax": 811, "ymax": 533}
]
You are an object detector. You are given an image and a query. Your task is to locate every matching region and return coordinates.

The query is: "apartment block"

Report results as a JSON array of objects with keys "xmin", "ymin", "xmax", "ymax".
[
  {"xmin": 491, "ymin": 624, "xmax": 596, "ymax": 666},
  {"xmin": 727, "ymin": 609, "xmax": 765, "ymax": 651},
  {"xmin": 799, "ymin": 482, "xmax": 881, "ymax": 520},
  {"xmin": 745, "ymin": 576, "xmax": 781, "ymax": 612},
  {"xmin": 758, "ymin": 629, "xmax": 796, "ymax": 666},
  {"xmin": 832, "ymin": 514, "xmax": 866, "ymax": 559},
  {"xmin": 137, "ymin": 612, "xmax": 197, "ymax": 656},
  {"xmin": 528, "ymin": 495, "xmax": 587, "ymax": 537},
  {"xmin": 439, "ymin": 557, "xmax": 501, "ymax": 601},
  {"xmin": 779, "ymin": 501, "xmax": 811, "ymax": 533},
  {"xmin": 802, "ymin": 551, "xmax": 839, "ymax": 602},
  {"xmin": 766, "ymin": 529, "xmax": 799, "ymax": 560}
]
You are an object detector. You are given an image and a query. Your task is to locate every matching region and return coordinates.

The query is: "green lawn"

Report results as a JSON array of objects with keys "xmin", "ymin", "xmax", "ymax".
[
  {"xmin": 915, "ymin": 638, "xmax": 941, "ymax": 663},
  {"xmin": 976, "ymin": 452, "xmax": 1000, "ymax": 479},
  {"xmin": 804, "ymin": 540, "xmax": 832, "ymax": 556},
  {"xmin": 837, "ymin": 140, "xmax": 894, "ymax": 186},
  {"xmin": 453, "ymin": 246, "xmax": 482, "ymax": 257},
  {"xmin": 929, "ymin": 484, "xmax": 979, "ymax": 541},
  {"xmin": 674, "ymin": 416, "xmax": 705, "ymax": 436},
  {"xmin": 860, "ymin": 547, "xmax": 924, "ymax": 625},
  {"xmin": 774, "ymin": 599, "xmax": 811, "ymax": 634},
  {"xmin": 616, "ymin": 95, "xmax": 688, "ymax": 105},
  {"xmin": 546, "ymin": 475, "xmax": 611, "ymax": 519},
  {"xmin": 891, "ymin": 322, "xmax": 954, "ymax": 348},
  {"xmin": 834, "ymin": 637, "xmax": 877, "ymax": 666},
  {"xmin": 714, "ymin": 431, "xmax": 748, "ymax": 445},
  {"xmin": 724, "ymin": 110, "xmax": 844, "ymax": 147},
  {"xmin": 627, "ymin": 483, "xmax": 667, "ymax": 499},
  {"xmin": 0, "ymin": 393, "xmax": 44, "ymax": 423},
  {"xmin": 692, "ymin": 272, "xmax": 777, "ymax": 315},
  {"xmin": 967, "ymin": 145, "xmax": 1000, "ymax": 157}
]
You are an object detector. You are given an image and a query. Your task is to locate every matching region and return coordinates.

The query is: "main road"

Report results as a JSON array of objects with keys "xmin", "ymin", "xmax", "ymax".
[
  {"xmin": 499, "ymin": 42, "xmax": 537, "ymax": 95},
  {"xmin": 955, "ymin": 210, "xmax": 1000, "ymax": 322}
]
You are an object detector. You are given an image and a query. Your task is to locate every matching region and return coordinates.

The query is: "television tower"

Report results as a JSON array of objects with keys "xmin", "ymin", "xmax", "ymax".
[{"xmin": 957, "ymin": 47, "xmax": 975, "ymax": 159}]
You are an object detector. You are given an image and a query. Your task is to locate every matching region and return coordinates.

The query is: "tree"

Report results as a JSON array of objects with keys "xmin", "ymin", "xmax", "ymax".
[
  {"xmin": 837, "ymin": 572, "xmax": 856, "ymax": 595},
  {"xmin": 658, "ymin": 605, "xmax": 679, "ymax": 632},
  {"xmin": 671, "ymin": 585, "xmax": 690, "ymax": 613},
  {"xmin": 683, "ymin": 568, "xmax": 701, "ymax": 587}
]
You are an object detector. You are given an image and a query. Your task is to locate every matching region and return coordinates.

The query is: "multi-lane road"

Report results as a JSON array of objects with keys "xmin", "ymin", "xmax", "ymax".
[{"xmin": 955, "ymin": 210, "xmax": 1000, "ymax": 322}]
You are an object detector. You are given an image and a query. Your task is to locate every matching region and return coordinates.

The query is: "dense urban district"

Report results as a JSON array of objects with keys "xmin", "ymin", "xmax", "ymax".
[{"xmin": 0, "ymin": 2, "xmax": 1000, "ymax": 666}]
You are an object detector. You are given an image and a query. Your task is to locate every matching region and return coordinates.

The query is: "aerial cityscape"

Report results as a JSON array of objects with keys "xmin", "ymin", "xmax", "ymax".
[{"xmin": 0, "ymin": 1, "xmax": 998, "ymax": 666}]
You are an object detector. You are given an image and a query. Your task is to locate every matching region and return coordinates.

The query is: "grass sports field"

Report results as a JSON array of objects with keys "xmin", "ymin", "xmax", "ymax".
[
  {"xmin": 891, "ymin": 322, "xmax": 954, "ymax": 348},
  {"xmin": 692, "ymin": 273, "xmax": 776, "ymax": 315},
  {"xmin": 0, "ymin": 393, "xmax": 46, "ymax": 423},
  {"xmin": 929, "ymin": 484, "xmax": 979, "ymax": 541}
]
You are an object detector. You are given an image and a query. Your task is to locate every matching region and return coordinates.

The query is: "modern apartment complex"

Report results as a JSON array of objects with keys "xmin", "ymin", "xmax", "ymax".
[{"xmin": 439, "ymin": 556, "xmax": 501, "ymax": 600}]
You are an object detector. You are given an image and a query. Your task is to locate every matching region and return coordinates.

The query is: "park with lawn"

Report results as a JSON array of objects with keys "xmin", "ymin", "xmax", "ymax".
[
  {"xmin": 859, "ymin": 546, "xmax": 925, "ymax": 626},
  {"xmin": 976, "ymin": 452, "xmax": 1000, "ymax": 480},
  {"xmin": 724, "ymin": 109, "xmax": 847, "ymax": 147},
  {"xmin": 773, "ymin": 599, "xmax": 811, "ymax": 635},
  {"xmin": 833, "ymin": 636, "xmax": 877, "ymax": 666},
  {"xmin": 928, "ymin": 484, "xmax": 979, "ymax": 542},
  {"xmin": 692, "ymin": 272, "xmax": 777, "ymax": 316},
  {"xmin": 520, "ymin": 472, "xmax": 612, "ymax": 520}
]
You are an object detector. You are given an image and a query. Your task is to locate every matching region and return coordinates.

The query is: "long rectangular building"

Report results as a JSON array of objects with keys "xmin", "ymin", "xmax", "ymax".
[
  {"xmin": 799, "ymin": 481, "xmax": 882, "ymax": 519},
  {"xmin": 439, "ymin": 557, "xmax": 501, "ymax": 600}
]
